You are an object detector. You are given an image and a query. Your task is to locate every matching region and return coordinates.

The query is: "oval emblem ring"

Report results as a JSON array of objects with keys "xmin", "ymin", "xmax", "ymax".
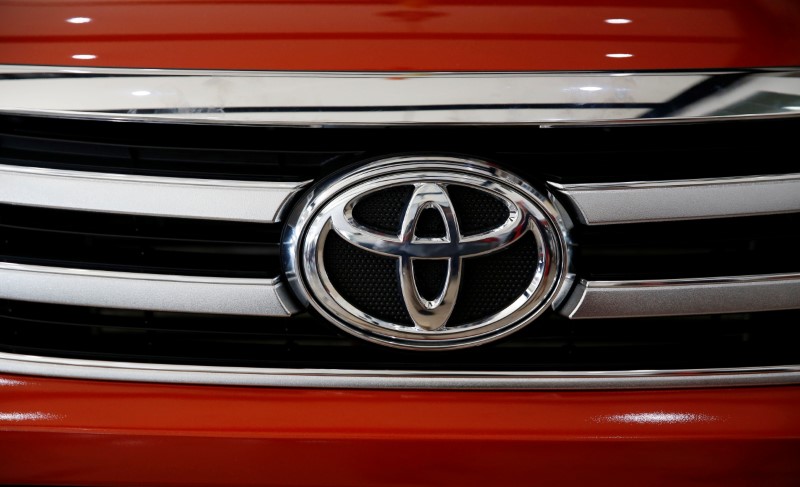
[{"xmin": 282, "ymin": 156, "xmax": 571, "ymax": 350}]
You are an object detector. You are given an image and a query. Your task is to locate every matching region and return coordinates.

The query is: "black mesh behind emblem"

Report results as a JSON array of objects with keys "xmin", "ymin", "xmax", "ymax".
[
  {"xmin": 448, "ymin": 232, "xmax": 539, "ymax": 325},
  {"xmin": 323, "ymin": 231, "xmax": 412, "ymax": 325},
  {"xmin": 351, "ymin": 185, "xmax": 414, "ymax": 234},
  {"xmin": 447, "ymin": 185, "xmax": 510, "ymax": 235}
]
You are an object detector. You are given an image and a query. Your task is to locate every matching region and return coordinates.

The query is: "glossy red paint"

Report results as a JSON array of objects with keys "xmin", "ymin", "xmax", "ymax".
[
  {"xmin": 1, "ymin": 0, "xmax": 800, "ymax": 71},
  {"xmin": 0, "ymin": 374, "xmax": 799, "ymax": 486}
]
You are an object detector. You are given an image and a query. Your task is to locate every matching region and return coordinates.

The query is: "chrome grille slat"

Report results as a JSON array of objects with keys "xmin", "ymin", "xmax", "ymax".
[
  {"xmin": 550, "ymin": 173, "xmax": 800, "ymax": 225},
  {"xmin": 0, "ymin": 262, "xmax": 298, "ymax": 316},
  {"xmin": 2, "ymin": 66, "xmax": 800, "ymax": 126},
  {"xmin": 0, "ymin": 352, "xmax": 798, "ymax": 390},
  {"xmin": 561, "ymin": 273, "xmax": 800, "ymax": 319},
  {"xmin": 0, "ymin": 164, "xmax": 309, "ymax": 223}
]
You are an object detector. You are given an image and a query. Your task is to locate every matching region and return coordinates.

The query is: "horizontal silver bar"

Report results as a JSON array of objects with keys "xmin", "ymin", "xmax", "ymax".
[
  {"xmin": 0, "ymin": 262, "xmax": 299, "ymax": 316},
  {"xmin": 562, "ymin": 273, "xmax": 800, "ymax": 319},
  {"xmin": 1, "ymin": 65, "xmax": 800, "ymax": 126},
  {"xmin": 0, "ymin": 164, "xmax": 308, "ymax": 223},
  {"xmin": 551, "ymin": 173, "xmax": 800, "ymax": 225},
  {"xmin": 0, "ymin": 351, "xmax": 797, "ymax": 390}
]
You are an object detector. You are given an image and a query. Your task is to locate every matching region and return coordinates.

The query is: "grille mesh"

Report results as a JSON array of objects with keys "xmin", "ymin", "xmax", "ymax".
[
  {"xmin": 449, "ymin": 232, "xmax": 539, "ymax": 325},
  {"xmin": 323, "ymin": 231, "xmax": 411, "ymax": 324},
  {"xmin": 351, "ymin": 186, "xmax": 413, "ymax": 234},
  {"xmin": 448, "ymin": 185, "xmax": 510, "ymax": 235}
]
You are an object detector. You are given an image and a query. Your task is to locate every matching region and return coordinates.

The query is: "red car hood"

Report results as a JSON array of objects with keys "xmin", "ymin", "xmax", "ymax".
[{"xmin": 1, "ymin": 0, "xmax": 800, "ymax": 72}]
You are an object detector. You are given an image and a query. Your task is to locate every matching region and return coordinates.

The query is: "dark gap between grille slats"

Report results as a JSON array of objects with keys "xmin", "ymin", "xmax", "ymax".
[
  {"xmin": 0, "ymin": 204, "xmax": 281, "ymax": 277},
  {"xmin": 573, "ymin": 213, "xmax": 800, "ymax": 280},
  {"xmin": 0, "ymin": 299, "xmax": 797, "ymax": 371},
  {"xmin": 2, "ymin": 114, "xmax": 800, "ymax": 184},
  {"xmin": 0, "ymin": 118, "xmax": 363, "ymax": 182},
  {"xmin": 2, "ymin": 202, "xmax": 797, "ymax": 286}
]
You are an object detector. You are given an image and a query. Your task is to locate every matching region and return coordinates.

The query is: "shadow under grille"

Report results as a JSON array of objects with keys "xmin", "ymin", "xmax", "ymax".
[{"xmin": 0, "ymin": 299, "xmax": 797, "ymax": 371}]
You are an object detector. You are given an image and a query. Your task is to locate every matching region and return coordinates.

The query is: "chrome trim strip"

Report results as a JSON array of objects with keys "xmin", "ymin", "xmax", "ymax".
[
  {"xmin": 2, "ymin": 65, "xmax": 800, "ymax": 126},
  {"xmin": 0, "ymin": 164, "xmax": 309, "ymax": 223},
  {"xmin": 0, "ymin": 351, "xmax": 797, "ymax": 390},
  {"xmin": 551, "ymin": 173, "xmax": 800, "ymax": 225},
  {"xmin": 562, "ymin": 273, "xmax": 800, "ymax": 319},
  {"xmin": 0, "ymin": 262, "xmax": 299, "ymax": 316}
]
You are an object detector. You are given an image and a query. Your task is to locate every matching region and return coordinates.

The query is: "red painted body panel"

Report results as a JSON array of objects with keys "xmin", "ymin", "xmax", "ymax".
[
  {"xmin": 1, "ymin": 374, "xmax": 799, "ymax": 486},
  {"xmin": 1, "ymin": 0, "xmax": 800, "ymax": 71}
]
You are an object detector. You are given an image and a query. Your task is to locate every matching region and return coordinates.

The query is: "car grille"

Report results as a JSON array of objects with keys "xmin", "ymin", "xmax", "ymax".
[{"xmin": 1, "ymin": 113, "xmax": 799, "ymax": 377}]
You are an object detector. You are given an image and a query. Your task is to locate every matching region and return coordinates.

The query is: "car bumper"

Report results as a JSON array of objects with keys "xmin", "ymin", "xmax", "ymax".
[{"xmin": 1, "ymin": 374, "xmax": 799, "ymax": 486}]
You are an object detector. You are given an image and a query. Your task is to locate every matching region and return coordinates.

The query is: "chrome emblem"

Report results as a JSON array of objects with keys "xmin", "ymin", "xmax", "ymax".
[{"xmin": 283, "ymin": 156, "xmax": 570, "ymax": 350}]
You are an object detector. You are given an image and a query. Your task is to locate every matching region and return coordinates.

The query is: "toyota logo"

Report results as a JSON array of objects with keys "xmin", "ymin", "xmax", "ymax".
[{"xmin": 283, "ymin": 156, "xmax": 570, "ymax": 350}]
